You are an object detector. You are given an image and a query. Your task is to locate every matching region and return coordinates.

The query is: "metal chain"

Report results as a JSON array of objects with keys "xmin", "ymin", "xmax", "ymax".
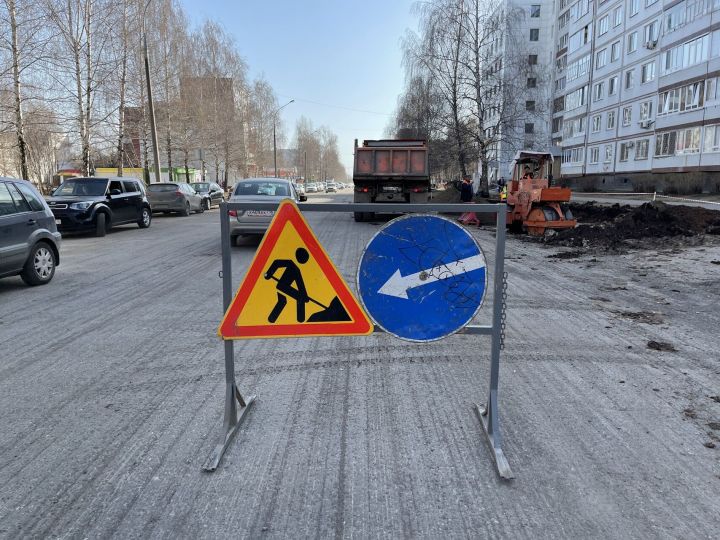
[{"xmin": 500, "ymin": 271, "xmax": 508, "ymax": 350}]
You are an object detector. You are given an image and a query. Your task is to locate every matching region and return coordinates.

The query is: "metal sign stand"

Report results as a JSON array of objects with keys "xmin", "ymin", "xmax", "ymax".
[
  {"xmin": 202, "ymin": 209, "xmax": 256, "ymax": 472},
  {"xmin": 204, "ymin": 201, "xmax": 512, "ymax": 479}
]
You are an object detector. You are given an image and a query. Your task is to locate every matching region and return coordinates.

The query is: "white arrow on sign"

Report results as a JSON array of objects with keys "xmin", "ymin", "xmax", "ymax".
[{"xmin": 378, "ymin": 254, "xmax": 485, "ymax": 299}]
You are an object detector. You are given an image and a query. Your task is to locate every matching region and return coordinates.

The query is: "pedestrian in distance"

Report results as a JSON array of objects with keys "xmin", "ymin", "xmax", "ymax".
[
  {"xmin": 458, "ymin": 176, "xmax": 479, "ymax": 226},
  {"xmin": 460, "ymin": 175, "xmax": 474, "ymax": 203}
]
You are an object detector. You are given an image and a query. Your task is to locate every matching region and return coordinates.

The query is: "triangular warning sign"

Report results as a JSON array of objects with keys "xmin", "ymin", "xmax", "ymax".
[{"xmin": 219, "ymin": 199, "xmax": 373, "ymax": 339}]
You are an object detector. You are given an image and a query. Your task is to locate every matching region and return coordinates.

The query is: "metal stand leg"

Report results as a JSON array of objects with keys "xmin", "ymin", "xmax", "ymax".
[
  {"xmin": 474, "ymin": 206, "xmax": 514, "ymax": 480},
  {"xmin": 474, "ymin": 395, "xmax": 513, "ymax": 480},
  {"xmin": 203, "ymin": 203, "xmax": 256, "ymax": 472},
  {"xmin": 203, "ymin": 341, "xmax": 256, "ymax": 472}
]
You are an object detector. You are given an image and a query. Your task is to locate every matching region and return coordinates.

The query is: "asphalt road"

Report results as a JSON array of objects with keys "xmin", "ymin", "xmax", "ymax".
[{"xmin": 1, "ymin": 192, "xmax": 718, "ymax": 538}]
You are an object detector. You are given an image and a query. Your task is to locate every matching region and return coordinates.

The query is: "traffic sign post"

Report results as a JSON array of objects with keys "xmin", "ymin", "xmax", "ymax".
[{"xmin": 206, "ymin": 201, "xmax": 513, "ymax": 479}]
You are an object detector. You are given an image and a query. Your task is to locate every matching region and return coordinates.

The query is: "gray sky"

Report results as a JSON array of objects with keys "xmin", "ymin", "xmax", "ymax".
[{"xmin": 182, "ymin": 0, "xmax": 418, "ymax": 174}]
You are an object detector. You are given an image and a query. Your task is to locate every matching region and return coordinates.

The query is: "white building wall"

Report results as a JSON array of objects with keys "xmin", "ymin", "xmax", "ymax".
[{"xmin": 553, "ymin": 0, "xmax": 720, "ymax": 186}]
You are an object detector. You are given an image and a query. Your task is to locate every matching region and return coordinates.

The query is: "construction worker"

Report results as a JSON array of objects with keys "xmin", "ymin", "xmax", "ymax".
[{"xmin": 500, "ymin": 184, "xmax": 508, "ymax": 202}]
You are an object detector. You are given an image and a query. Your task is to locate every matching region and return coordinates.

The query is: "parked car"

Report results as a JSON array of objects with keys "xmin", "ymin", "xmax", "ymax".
[
  {"xmin": 325, "ymin": 182, "xmax": 337, "ymax": 193},
  {"xmin": 48, "ymin": 177, "xmax": 151, "ymax": 237},
  {"xmin": 190, "ymin": 181, "xmax": 224, "ymax": 208},
  {"xmin": 228, "ymin": 178, "xmax": 306, "ymax": 244},
  {"xmin": 0, "ymin": 178, "xmax": 61, "ymax": 285},
  {"xmin": 147, "ymin": 183, "xmax": 206, "ymax": 215},
  {"xmin": 306, "ymin": 182, "xmax": 317, "ymax": 193}
]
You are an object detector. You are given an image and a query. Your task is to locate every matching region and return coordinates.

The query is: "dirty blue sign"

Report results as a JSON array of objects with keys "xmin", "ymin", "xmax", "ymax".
[{"xmin": 357, "ymin": 214, "xmax": 487, "ymax": 342}]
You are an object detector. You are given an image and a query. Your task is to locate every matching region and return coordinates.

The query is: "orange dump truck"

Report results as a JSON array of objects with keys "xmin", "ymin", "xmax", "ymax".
[{"xmin": 352, "ymin": 139, "xmax": 431, "ymax": 222}]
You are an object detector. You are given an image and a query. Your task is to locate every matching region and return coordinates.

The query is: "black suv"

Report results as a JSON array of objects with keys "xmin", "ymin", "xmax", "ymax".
[
  {"xmin": 0, "ymin": 178, "xmax": 61, "ymax": 285},
  {"xmin": 47, "ymin": 177, "xmax": 152, "ymax": 237}
]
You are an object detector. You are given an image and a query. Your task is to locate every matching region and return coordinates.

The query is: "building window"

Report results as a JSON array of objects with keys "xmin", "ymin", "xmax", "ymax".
[
  {"xmin": 707, "ymin": 77, "xmax": 720, "ymax": 103},
  {"xmin": 644, "ymin": 20, "xmax": 659, "ymax": 43},
  {"xmin": 625, "ymin": 69, "xmax": 634, "ymax": 89},
  {"xmin": 659, "ymin": 81, "xmax": 705, "ymax": 114},
  {"xmin": 662, "ymin": 34, "xmax": 710, "ymax": 75},
  {"xmin": 683, "ymin": 81, "xmax": 704, "ymax": 110},
  {"xmin": 594, "ymin": 82, "xmax": 605, "ymax": 101},
  {"xmin": 526, "ymin": 100, "xmax": 536, "ymax": 111},
  {"xmin": 704, "ymin": 124, "xmax": 720, "ymax": 152},
  {"xmin": 609, "ymin": 76, "xmax": 618, "ymax": 95},
  {"xmin": 531, "ymin": 4, "xmax": 540, "ymax": 17},
  {"xmin": 607, "ymin": 110, "xmax": 616, "ymax": 129},
  {"xmin": 562, "ymin": 116, "xmax": 586, "ymax": 139},
  {"xmin": 562, "ymin": 147, "xmax": 585, "ymax": 164},
  {"xmin": 552, "ymin": 117, "xmax": 563, "ymax": 133},
  {"xmin": 614, "ymin": 6, "xmax": 623, "ymax": 27},
  {"xmin": 527, "ymin": 77, "xmax": 537, "ymax": 88},
  {"xmin": 604, "ymin": 144, "xmax": 613, "ymax": 162},
  {"xmin": 589, "ymin": 146, "xmax": 600, "ymax": 163},
  {"xmin": 558, "ymin": 33, "xmax": 569, "ymax": 50},
  {"xmin": 630, "ymin": 0, "xmax": 639, "ymax": 17},
  {"xmin": 529, "ymin": 54, "xmax": 538, "ymax": 65},
  {"xmin": 646, "ymin": 0, "xmax": 659, "ymax": 6},
  {"xmin": 525, "ymin": 122, "xmax": 535, "ymax": 134},
  {"xmin": 622, "ymin": 106, "xmax": 632, "ymax": 126},
  {"xmin": 592, "ymin": 114, "xmax": 601, "ymax": 132},
  {"xmin": 641, "ymin": 61, "xmax": 656, "ymax": 83},
  {"xmin": 567, "ymin": 54, "xmax": 591, "ymax": 82},
  {"xmin": 627, "ymin": 31, "xmax": 638, "ymax": 53},
  {"xmin": 568, "ymin": 24, "xmax": 591, "ymax": 53},
  {"xmin": 636, "ymin": 139, "xmax": 649, "ymax": 159},
  {"xmin": 596, "ymin": 49, "xmax": 607, "ymax": 69},
  {"xmin": 655, "ymin": 131, "xmax": 677, "ymax": 156},
  {"xmin": 676, "ymin": 127, "xmax": 701, "ymax": 153},
  {"xmin": 565, "ymin": 85, "xmax": 588, "ymax": 110},
  {"xmin": 530, "ymin": 28, "xmax": 540, "ymax": 41},
  {"xmin": 639, "ymin": 101, "xmax": 653, "ymax": 121},
  {"xmin": 611, "ymin": 41, "xmax": 621, "ymax": 62},
  {"xmin": 598, "ymin": 15, "xmax": 609, "ymax": 35},
  {"xmin": 619, "ymin": 142, "xmax": 630, "ymax": 161},
  {"xmin": 556, "ymin": 55, "xmax": 567, "ymax": 71},
  {"xmin": 559, "ymin": 10, "xmax": 571, "ymax": 29}
]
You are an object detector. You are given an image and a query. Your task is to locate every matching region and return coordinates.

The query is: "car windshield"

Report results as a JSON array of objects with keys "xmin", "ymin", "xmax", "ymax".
[
  {"xmin": 148, "ymin": 184, "xmax": 178, "ymax": 192},
  {"xmin": 234, "ymin": 181, "xmax": 289, "ymax": 197},
  {"xmin": 54, "ymin": 178, "xmax": 107, "ymax": 197},
  {"xmin": 192, "ymin": 183, "xmax": 209, "ymax": 192}
]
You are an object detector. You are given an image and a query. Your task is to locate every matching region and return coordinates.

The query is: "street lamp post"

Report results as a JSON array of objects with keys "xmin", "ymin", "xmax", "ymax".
[
  {"xmin": 143, "ymin": 0, "xmax": 161, "ymax": 184},
  {"xmin": 273, "ymin": 99, "xmax": 294, "ymax": 178}
]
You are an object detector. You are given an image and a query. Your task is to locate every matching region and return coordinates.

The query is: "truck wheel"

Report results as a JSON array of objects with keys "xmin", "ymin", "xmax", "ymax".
[{"xmin": 353, "ymin": 212, "xmax": 365, "ymax": 222}]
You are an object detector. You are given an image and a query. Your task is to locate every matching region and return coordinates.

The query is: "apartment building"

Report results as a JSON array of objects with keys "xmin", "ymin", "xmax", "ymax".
[
  {"xmin": 554, "ymin": 0, "xmax": 720, "ymax": 192},
  {"xmin": 481, "ymin": 1, "xmax": 555, "ymax": 183}
]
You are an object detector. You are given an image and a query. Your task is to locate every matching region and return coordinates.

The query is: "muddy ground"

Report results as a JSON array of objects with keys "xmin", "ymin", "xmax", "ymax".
[{"xmin": 542, "ymin": 201, "xmax": 720, "ymax": 252}]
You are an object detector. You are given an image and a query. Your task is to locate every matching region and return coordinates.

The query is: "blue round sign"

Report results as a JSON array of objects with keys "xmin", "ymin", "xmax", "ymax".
[{"xmin": 357, "ymin": 214, "xmax": 487, "ymax": 342}]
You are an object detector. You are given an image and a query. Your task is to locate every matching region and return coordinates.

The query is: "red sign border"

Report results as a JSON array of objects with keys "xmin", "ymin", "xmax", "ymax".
[{"xmin": 218, "ymin": 200, "xmax": 373, "ymax": 339}]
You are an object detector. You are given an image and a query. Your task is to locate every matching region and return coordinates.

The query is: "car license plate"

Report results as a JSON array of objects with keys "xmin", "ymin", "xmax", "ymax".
[
  {"xmin": 245, "ymin": 210, "xmax": 273, "ymax": 217},
  {"xmin": 55, "ymin": 219, "xmax": 61, "ymax": 225}
]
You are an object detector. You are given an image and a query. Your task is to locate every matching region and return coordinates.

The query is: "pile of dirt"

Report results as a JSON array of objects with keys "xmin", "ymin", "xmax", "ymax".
[{"xmin": 544, "ymin": 201, "xmax": 720, "ymax": 249}]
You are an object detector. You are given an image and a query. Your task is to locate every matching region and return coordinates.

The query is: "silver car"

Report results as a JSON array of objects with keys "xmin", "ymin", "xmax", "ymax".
[
  {"xmin": 228, "ymin": 178, "xmax": 306, "ymax": 244},
  {"xmin": 147, "ymin": 183, "xmax": 208, "ymax": 215}
]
